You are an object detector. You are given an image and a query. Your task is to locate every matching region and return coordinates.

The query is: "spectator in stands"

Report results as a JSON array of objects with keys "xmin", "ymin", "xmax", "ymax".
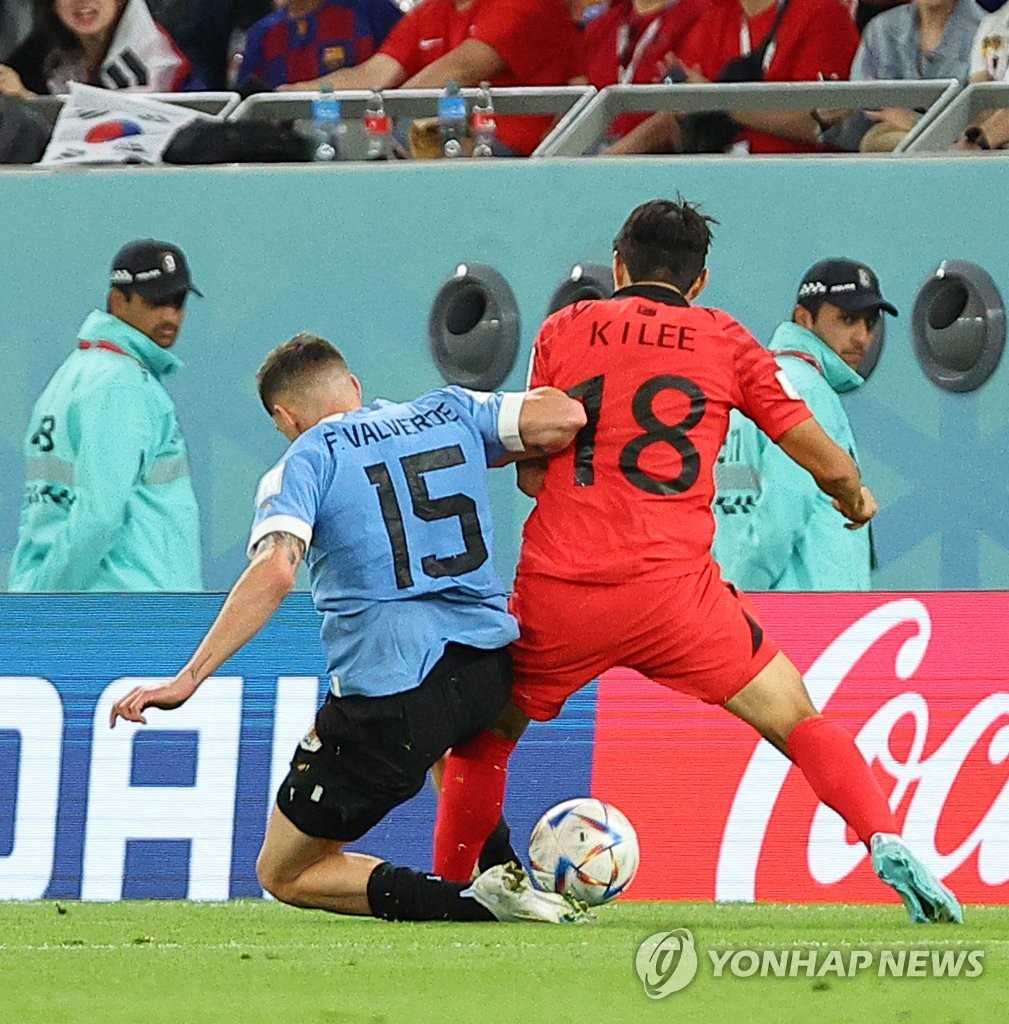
[
  {"xmin": 814, "ymin": 0, "xmax": 983, "ymax": 152},
  {"xmin": 145, "ymin": 0, "xmax": 272, "ymax": 90},
  {"xmin": 0, "ymin": 0, "xmax": 197, "ymax": 98},
  {"xmin": 954, "ymin": 3, "xmax": 1009, "ymax": 148},
  {"xmin": 239, "ymin": 0, "xmax": 401, "ymax": 89},
  {"xmin": 577, "ymin": 0, "xmax": 708, "ymax": 145},
  {"xmin": 279, "ymin": 0, "xmax": 581, "ymax": 156},
  {"xmin": 605, "ymin": 0, "xmax": 860, "ymax": 155}
]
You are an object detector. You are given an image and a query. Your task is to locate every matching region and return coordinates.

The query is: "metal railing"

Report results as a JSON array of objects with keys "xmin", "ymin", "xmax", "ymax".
[
  {"xmin": 230, "ymin": 85, "xmax": 594, "ymax": 124},
  {"xmin": 26, "ymin": 91, "xmax": 242, "ymax": 126},
  {"xmin": 14, "ymin": 80, "xmax": 990, "ymax": 161},
  {"xmin": 539, "ymin": 80, "xmax": 963, "ymax": 157},
  {"xmin": 904, "ymin": 82, "xmax": 1009, "ymax": 152},
  {"xmin": 229, "ymin": 86, "xmax": 596, "ymax": 159}
]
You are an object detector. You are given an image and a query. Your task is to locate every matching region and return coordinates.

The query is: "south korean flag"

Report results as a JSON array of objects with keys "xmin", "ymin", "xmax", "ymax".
[
  {"xmin": 40, "ymin": 82, "xmax": 205, "ymax": 166},
  {"xmin": 99, "ymin": 0, "xmax": 190, "ymax": 92}
]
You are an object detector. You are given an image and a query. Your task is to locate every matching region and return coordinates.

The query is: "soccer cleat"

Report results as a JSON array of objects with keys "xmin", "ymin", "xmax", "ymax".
[
  {"xmin": 871, "ymin": 833, "xmax": 964, "ymax": 924},
  {"xmin": 463, "ymin": 862, "xmax": 594, "ymax": 924}
]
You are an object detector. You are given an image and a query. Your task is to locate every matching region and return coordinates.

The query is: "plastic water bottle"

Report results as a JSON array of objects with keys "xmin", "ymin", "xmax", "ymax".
[
  {"xmin": 470, "ymin": 81, "xmax": 496, "ymax": 158},
  {"xmin": 438, "ymin": 80, "xmax": 467, "ymax": 158},
  {"xmin": 311, "ymin": 83, "xmax": 342, "ymax": 162},
  {"xmin": 364, "ymin": 91, "xmax": 393, "ymax": 161}
]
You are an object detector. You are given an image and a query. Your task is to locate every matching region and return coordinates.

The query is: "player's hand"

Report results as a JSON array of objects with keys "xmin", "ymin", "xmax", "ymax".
[
  {"xmin": 517, "ymin": 458, "xmax": 548, "ymax": 498},
  {"xmin": 109, "ymin": 676, "xmax": 197, "ymax": 728},
  {"xmin": 833, "ymin": 485, "xmax": 877, "ymax": 530}
]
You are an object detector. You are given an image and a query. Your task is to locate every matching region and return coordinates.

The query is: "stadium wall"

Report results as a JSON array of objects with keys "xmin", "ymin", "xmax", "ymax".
[
  {"xmin": 1, "ymin": 158, "xmax": 1008, "ymax": 592},
  {"xmin": 1, "ymin": 593, "xmax": 1005, "ymax": 904}
]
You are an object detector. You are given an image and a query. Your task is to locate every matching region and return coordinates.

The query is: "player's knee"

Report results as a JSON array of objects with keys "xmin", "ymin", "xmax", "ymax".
[
  {"xmin": 490, "ymin": 701, "xmax": 529, "ymax": 742},
  {"xmin": 256, "ymin": 851, "xmax": 298, "ymax": 905}
]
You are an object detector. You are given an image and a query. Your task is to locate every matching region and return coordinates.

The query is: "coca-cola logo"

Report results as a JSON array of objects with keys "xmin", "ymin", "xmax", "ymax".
[{"xmin": 593, "ymin": 594, "xmax": 1009, "ymax": 903}]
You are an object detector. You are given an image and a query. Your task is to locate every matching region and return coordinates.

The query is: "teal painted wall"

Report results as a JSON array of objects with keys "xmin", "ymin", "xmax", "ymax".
[{"xmin": 2, "ymin": 157, "xmax": 1007, "ymax": 591}]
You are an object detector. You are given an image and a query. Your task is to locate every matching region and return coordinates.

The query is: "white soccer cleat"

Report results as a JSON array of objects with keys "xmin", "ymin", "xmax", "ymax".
[{"xmin": 463, "ymin": 862, "xmax": 595, "ymax": 924}]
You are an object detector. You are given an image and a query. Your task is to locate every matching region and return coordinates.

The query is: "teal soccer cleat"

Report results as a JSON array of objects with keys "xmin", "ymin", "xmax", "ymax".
[{"xmin": 871, "ymin": 833, "xmax": 964, "ymax": 924}]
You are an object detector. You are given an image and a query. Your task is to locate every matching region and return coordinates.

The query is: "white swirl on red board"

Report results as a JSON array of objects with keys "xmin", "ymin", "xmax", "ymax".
[{"xmin": 715, "ymin": 598, "xmax": 932, "ymax": 902}]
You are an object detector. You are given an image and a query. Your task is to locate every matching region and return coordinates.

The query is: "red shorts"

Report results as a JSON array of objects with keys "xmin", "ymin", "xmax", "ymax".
[{"xmin": 509, "ymin": 559, "xmax": 779, "ymax": 721}]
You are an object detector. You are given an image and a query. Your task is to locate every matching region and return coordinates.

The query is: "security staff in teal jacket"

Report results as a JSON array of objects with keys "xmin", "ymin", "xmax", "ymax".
[
  {"xmin": 9, "ymin": 239, "xmax": 204, "ymax": 592},
  {"xmin": 713, "ymin": 259, "xmax": 897, "ymax": 591}
]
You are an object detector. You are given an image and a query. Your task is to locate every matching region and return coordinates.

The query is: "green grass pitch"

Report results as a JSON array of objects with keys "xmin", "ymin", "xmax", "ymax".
[{"xmin": 2, "ymin": 900, "xmax": 1005, "ymax": 1024}]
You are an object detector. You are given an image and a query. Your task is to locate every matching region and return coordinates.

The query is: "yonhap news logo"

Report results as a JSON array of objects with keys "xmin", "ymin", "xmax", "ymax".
[
  {"xmin": 634, "ymin": 929, "xmax": 984, "ymax": 998},
  {"xmin": 635, "ymin": 929, "xmax": 699, "ymax": 998}
]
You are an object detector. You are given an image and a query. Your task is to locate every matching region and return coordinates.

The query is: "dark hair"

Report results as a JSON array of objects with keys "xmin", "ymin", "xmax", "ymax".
[
  {"xmin": 34, "ymin": 0, "xmax": 80, "ymax": 54},
  {"xmin": 256, "ymin": 332, "xmax": 349, "ymax": 414},
  {"xmin": 796, "ymin": 295, "xmax": 828, "ymax": 319},
  {"xmin": 613, "ymin": 198, "xmax": 717, "ymax": 292}
]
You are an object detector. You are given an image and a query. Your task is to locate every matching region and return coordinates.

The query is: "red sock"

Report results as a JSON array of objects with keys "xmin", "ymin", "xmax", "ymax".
[
  {"xmin": 433, "ymin": 731, "xmax": 516, "ymax": 882},
  {"xmin": 786, "ymin": 715, "xmax": 897, "ymax": 848}
]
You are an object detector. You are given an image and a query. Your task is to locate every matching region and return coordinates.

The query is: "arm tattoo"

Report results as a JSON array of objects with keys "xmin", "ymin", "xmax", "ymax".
[{"xmin": 253, "ymin": 531, "xmax": 306, "ymax": 568}]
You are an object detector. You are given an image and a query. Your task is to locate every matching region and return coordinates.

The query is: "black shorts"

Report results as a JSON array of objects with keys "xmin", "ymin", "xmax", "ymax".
[{"xmin": 275, "ymin": 642, "xmax": 512, "ymax": 842}]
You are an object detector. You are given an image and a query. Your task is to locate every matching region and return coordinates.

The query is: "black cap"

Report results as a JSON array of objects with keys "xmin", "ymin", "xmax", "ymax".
[
  {"xmin": 110, "ymin": 239, "xmax": 203, "ymax": 302},
  {"xmin": 796, "ymin": 259, "xmax": 898, "ymax": 317}
]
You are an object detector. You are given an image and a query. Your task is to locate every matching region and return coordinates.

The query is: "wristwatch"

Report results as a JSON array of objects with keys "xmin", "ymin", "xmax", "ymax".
[{"xmin": 963, "ymin": 125, "xmax": 992, "ymax": 150}]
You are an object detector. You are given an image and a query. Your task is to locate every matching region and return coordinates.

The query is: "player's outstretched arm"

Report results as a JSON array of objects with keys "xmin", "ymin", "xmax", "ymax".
[
  {"xmin": 109, "ymin": 532, "xmax": 304, "ymax": 728},
  {"xmin": 775, "ymin": 418, "xmax": 876, "ymax": 529},
  {"xmin": 518, "ymin": 386, "xmax": 587, "ymax": 455}
]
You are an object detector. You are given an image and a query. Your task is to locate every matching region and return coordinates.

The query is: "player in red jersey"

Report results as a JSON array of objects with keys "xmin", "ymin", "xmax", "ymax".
[{"xmin": 433, "ymin": 199, "xmax": 963, "ymax": 924}]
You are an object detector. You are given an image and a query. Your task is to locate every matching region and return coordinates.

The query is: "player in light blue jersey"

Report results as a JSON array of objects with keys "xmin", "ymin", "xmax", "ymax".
[
  {"xmin": 111, "ymin": 332, "xmax": 589, "ymax": 925},
  {"xmin": 248, "ymin": 354, "xmax": 524, "ymax": 700}
]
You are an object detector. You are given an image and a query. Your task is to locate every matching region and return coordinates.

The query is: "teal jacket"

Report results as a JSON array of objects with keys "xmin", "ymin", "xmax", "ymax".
[
  {"xmin": 712, "ymin": 321, "xmax": 871, "ymax": 591},
  {"xmin": 8, "ymin": 311, "xmax": 202, "ymax": 592}
]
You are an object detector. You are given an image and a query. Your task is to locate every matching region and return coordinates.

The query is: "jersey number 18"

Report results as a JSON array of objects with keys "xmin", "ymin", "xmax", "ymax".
[{"xmin": 568, "ymin": 374, "xmax": 707, "ymax": 494}]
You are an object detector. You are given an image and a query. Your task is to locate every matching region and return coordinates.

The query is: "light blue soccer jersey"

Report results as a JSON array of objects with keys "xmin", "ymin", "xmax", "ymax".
[{"xmin": 249, "ymin": 387, "xmax": 524, "ymax": 697}]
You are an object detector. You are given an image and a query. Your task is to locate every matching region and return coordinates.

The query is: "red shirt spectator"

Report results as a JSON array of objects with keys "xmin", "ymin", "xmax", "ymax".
[
  {"xmin": 580, "ymin": 0, "xmax": 709, "ymax": 138},
  {"xmin": 285, "ymin": 0, "xmax": 580, "ymax": 156},
  {"xmin": 676, "ymin": 0, "xmax": 859, "ymax": 153},
  {"xmin": 379, "ymin": 0, "xmax": 580, "ymax": 155}
]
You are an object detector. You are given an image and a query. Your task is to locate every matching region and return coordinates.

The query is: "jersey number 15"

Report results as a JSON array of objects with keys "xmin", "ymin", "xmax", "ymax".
[{"xmin": 366, "ymin": 444, "xmax": 488, "ymax": 590}]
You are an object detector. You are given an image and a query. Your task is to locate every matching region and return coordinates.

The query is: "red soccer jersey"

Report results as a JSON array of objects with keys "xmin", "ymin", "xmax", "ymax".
[
  {"xmin": 676, "ymin": 0, "xmax": 859, "ymax": 153},
  {"xmin": 518, "ymin": 285, "xmax": 812, "ymax": 582},
  {"xmin": 580, "ymin": 0, "xmax": 708, "ymax": 138},
  {"xmin": 379, "ymin": 0, "xmax": 580, "ymax": 155}
]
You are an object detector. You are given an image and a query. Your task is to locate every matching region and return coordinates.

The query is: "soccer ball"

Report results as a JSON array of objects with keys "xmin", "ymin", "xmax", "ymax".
[{"xmin": 528, "ymin": 798, "xmax": 640, "ymax": 906}]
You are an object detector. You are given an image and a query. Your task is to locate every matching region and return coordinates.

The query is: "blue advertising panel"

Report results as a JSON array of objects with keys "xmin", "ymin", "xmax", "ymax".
[{"xmin": 0, "ymin": 595, "xmax": 594, "ymax": 900}]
